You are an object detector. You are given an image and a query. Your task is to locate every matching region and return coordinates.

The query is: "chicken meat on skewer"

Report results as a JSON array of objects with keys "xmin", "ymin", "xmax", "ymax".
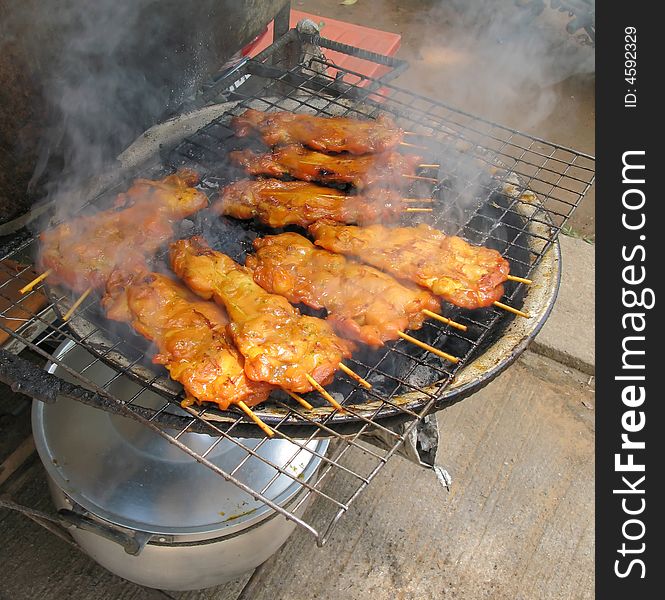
[
  {"xmin": 309, "ymin": 221, "xmax": 510, "ymax": 310},
  {"xmin": 39, "ymin": 170, "xmax": 207, "ymax": 293},
  {"xmin": 213, "ymin": 178, "xmax": 409, "ymax": 228},
  {"xmin": 246, "ymin": 232, "xmax": 441, "ymax": 347},
  {"xmin": 230, "ymin": 146, "xmax": 421, "ymax": 190},
  {"xmin": 102, "ymin": 269, "xmax": 274, "ymax": 410},
  {"xmin": 231, "ymin": 108, "xmax": 403, "ymax": 155},
  {"xmin": 169, "ymin": 236, "xmax": 354, "ymax": 393}
]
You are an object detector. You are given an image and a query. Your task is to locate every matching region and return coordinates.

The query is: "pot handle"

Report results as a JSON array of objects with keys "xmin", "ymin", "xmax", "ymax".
[{"xmin": 57, "ymin": 508, "xmax": 153, "ymax": 556}]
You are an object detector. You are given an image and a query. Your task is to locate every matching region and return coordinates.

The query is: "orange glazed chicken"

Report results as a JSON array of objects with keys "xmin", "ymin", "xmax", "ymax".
[
  {"xmin": 231, "ymin": 108, "xmax": 403, "ymax": 155},
  {"xmin": 102, "ymin": 270, "xmax": 273, "ymax": 410},
  {"xmin": 169, "ymin": 237, "xmax": 353, "ymax": 393},
  {"xmin": 213, "ymin": 178, "xmax": 408, "ymax": 228},
  {"xmin": 309, "ymin": 221, "xmax": 510, "ymax": 310},
  {"xmin": 247, "ymin": 232, "xmax": 440, "ymax": 347},
  {"xmin": 230, "ymin": 146, "xmax": 421, "ymax": 189},
  {"xmin": 39, "ymin": 170, "xmax": 207, "ymax": 293}
]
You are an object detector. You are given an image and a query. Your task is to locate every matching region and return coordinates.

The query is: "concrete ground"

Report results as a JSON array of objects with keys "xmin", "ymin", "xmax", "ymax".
[{"xmin": 0, "ymin": 2, "xmax": 595, "ymax": 599}]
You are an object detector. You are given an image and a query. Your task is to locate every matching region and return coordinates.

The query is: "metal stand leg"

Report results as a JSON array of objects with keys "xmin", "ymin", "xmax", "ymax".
[{"xmin": 273, "ymin": 1, "xmax": 291, "ymax": 43}]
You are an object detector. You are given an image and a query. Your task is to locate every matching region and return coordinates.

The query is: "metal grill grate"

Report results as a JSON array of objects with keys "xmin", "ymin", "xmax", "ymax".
[{"xmin": 0, "ymin": 29, "xmax": 594, "ymax": 545}]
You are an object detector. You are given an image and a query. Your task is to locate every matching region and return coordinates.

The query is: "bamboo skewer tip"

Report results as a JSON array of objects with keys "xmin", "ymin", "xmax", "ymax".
[
  {"xmin": 422, "ymin": 309, "xmax": 468, "ymax": 332},
  {"xmin": 304, "ymin": 373, "xmax": 345, "ymax": 412},
  {"xmin": 62, "ymin": 287, "xmax": 92, "ymax": 321},
  {"xmin": 405, "ymin": 207, "xmax": 433, "ymax": 213},
  {"xmin": 338, "ymin": 362, "xmax": 372, "ymax": 389},
  {"xmin": 402, "ymin": 174, "xmax": 438, "ymax": 184},
  {"xmin": 237, "ymin": 400, "xmax": 274, "ymax": 437},
  {"xmin": 399, "ymin": 141, "xmax": 428, "ymax": 151},
  {"xmin": 19, "ymin": 269, "xmax": 52, "ymax": 294},
  {"xmin": 493, "ymin": 301, "xmax": 530, "ymax": 319},
  {"xmin": 506, "ymin": 274, "xmax": 533, "ymax": 285},
  {"xmin": 396, "ymin": 331, "xmax": 459, "ymax": 364},
  {"xmin": 285, "ymin": 390, "xmax": 314, "ymax": 411}
]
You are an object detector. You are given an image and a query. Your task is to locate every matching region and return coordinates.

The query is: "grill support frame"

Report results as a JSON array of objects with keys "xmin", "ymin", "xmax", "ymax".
[{"xmin": 0, "ymin": 26, "xmax": 593, "ymax": 545}]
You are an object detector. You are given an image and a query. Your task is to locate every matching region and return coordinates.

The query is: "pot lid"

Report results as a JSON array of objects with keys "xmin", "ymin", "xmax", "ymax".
[{"xmin": 32, "ymin": 341, "xmax": 327, "ymax": 537}]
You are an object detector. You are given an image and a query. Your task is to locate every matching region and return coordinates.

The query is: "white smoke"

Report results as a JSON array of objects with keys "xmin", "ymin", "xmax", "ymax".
[
  {"xmin": 400, "ymin": 0, "xmax": 594, "ymax": 129},
  {"xmin": 2, "ymin": 0, "xmax": 228, "ymax": 220},
  {"xmin": 391, "ymin": 0, "xmax": 594, "ymax": 229}
]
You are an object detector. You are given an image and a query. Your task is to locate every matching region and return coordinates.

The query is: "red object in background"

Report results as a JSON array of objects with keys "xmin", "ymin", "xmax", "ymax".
[{"xmin": 247, "ymin": 10, "xmax": 401, "ymax": 89}]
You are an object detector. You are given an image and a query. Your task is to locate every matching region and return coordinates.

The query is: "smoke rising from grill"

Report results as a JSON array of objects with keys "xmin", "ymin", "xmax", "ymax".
[
  {"xmin": 386, "ymin": 0, "xmax": 592, "ymax": 235},
  {"xmin": 402, "ymin": 0, "xmax": 594, "ymax": 126},
  {"xmin": 6, "ymin": 0, "xmax": 234, "ymax": 218}
]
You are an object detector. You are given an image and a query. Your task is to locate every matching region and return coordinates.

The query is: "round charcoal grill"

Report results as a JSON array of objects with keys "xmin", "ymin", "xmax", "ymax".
[
  {"xmin": 43, "ymin": 96, "xmax": 558, "ymax": 437},
  {"xmin": 0, "ymin": 28, "xmax": 593, "ymax": 544}
]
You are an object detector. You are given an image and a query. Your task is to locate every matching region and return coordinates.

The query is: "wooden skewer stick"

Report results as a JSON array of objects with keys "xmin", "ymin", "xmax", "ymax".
[
  {"xmin": 338, "ymin": 362, "xmax": 372, "ymax": 389},
  {"xmin": 418, "ymin": 164, "xmax": 440, "ymax": 169},
  {"xmin": 285, "ymin": 390, "xmax": 314, "ymax": 411},
  {"xmin": 422, "ymin": 309, "xmax": 468, "ymax": 332},
  {"xmin": 402, "ymin": 174, "xmax": 438, "ymax": 184},
  {"xmin": 237, "ymin": 400, "xmax": 274, "ymax": 437},
  {"xmin": 493, "ymin": 300, "xmax": 530, "ymax": 319},
  {"xmin": 399, "ymin": 141, "xmax": 429, "ymax": 151},
  {"xmin": 318, "ymin": 193, "xmax": 348, "ymax": 199},
  {"xmin": 396, "ymin": 331, "xmax": 459, "ymax": 364},
  {"xmin": 405, "ymin": 207, "xmax": 433, "ymax": 213},
  {"xmin": 305, "ymin": 373, "xmax": 345, "ymax": 412},
  {"xmin": 62, "ymin": 288, "xmax": 92, "ymax": 321},
  {"xmin": 506, "ymin": 274, "xmax": 532, "ymax": 285},
  {"xmin": 404, "ymin": 131, "xmax": 432, "ymax": 137},
  {"xmin": 19, "ymin": 269, "xmax": 52, "ymax": 294},
  {"xmin": 318, "ymin": 193, "xmax": 435, "ymax": 205}
]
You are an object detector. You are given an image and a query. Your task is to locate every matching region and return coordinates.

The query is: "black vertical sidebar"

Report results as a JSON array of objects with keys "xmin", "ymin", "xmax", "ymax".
[{"xmin": 596, "ymin": 5, "xmax": 661, "ymax": 597}]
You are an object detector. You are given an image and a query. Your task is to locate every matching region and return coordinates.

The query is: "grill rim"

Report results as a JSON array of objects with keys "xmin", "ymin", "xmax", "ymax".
[
  {"xmin": 0, "ymin": 92, "xmax": 562, "ymax": 437},
  {"xmin": 25, "ymin": 99, "xmax": 562, "ymax": 437}
]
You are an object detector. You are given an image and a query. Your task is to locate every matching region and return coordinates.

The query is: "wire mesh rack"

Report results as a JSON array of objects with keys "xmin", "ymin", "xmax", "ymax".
[{"xmin": 0, "ymin": 27, "xmax": 594, "ymax": 545}]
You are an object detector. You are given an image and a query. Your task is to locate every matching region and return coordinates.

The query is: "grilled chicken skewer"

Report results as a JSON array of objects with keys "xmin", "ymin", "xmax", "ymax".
[
  {"xmin": 230, "ymin": 146, "xmax": 422, "ymax": 190},
  {"xmin": 309, "ymin": 221, "xmax": 510, "ymax": 310},
  {"xmin": 231, "ymin": 108, "xmax": 403, "ymax": 155},
  {"xmin": 213, "ymin": 178, "xmax": 415, "ymax": 228},
  {"xmin": 39, "ymin": 170, "xmax": 207, "ymax": 294},
  {"xmin": 102, "ymin": 269, "xmax": 274, "ymax": 412},
  {"xmin": 246, "ymin": 232, "xmax": 441, "ymax": 348},
  {"xmin": 169, "ymin": 236, "xmax": 354, "ymax": 394}
]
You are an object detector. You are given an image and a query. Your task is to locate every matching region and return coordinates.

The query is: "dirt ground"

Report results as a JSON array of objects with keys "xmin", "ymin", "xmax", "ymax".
[{"xmin": 297, "ymin": 0, "xmax": 595, "ymax": 238}]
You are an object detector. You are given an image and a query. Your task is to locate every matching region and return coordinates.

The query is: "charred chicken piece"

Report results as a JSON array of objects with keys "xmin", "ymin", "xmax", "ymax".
[
  {"xmin": 213, "ymin": 178, "xmax": 407, "ymax": 228},
  {"xmin": 169, "ymin": 237, "xmax": 354, "ymax": 393},
  {"xmin": 229, "ymin": 146, "xmax": 421, "ymax": 189},
  {"xmin": 39, "ymin": 170, "xmax": 207, "ymax": 293},
  {"xmin": 231, "ymin": 108, "xmax": 403, "ymax": 155},
  {"xmin": 247, "ymin": 232, "xmax": 441, "ymax": 348},
  {"xmin": 309, "ymin": 221, "xmax": 510, "ymax": 310},
  {"xmin": 102, "ymin": 270, "xmax": 273, "ymax": 410}
]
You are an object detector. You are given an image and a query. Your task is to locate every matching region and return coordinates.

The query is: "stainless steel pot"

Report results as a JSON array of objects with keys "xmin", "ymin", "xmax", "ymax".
[{"xmin": 32, "ymin": 340, "xmax": 328, "ymax": 591}]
